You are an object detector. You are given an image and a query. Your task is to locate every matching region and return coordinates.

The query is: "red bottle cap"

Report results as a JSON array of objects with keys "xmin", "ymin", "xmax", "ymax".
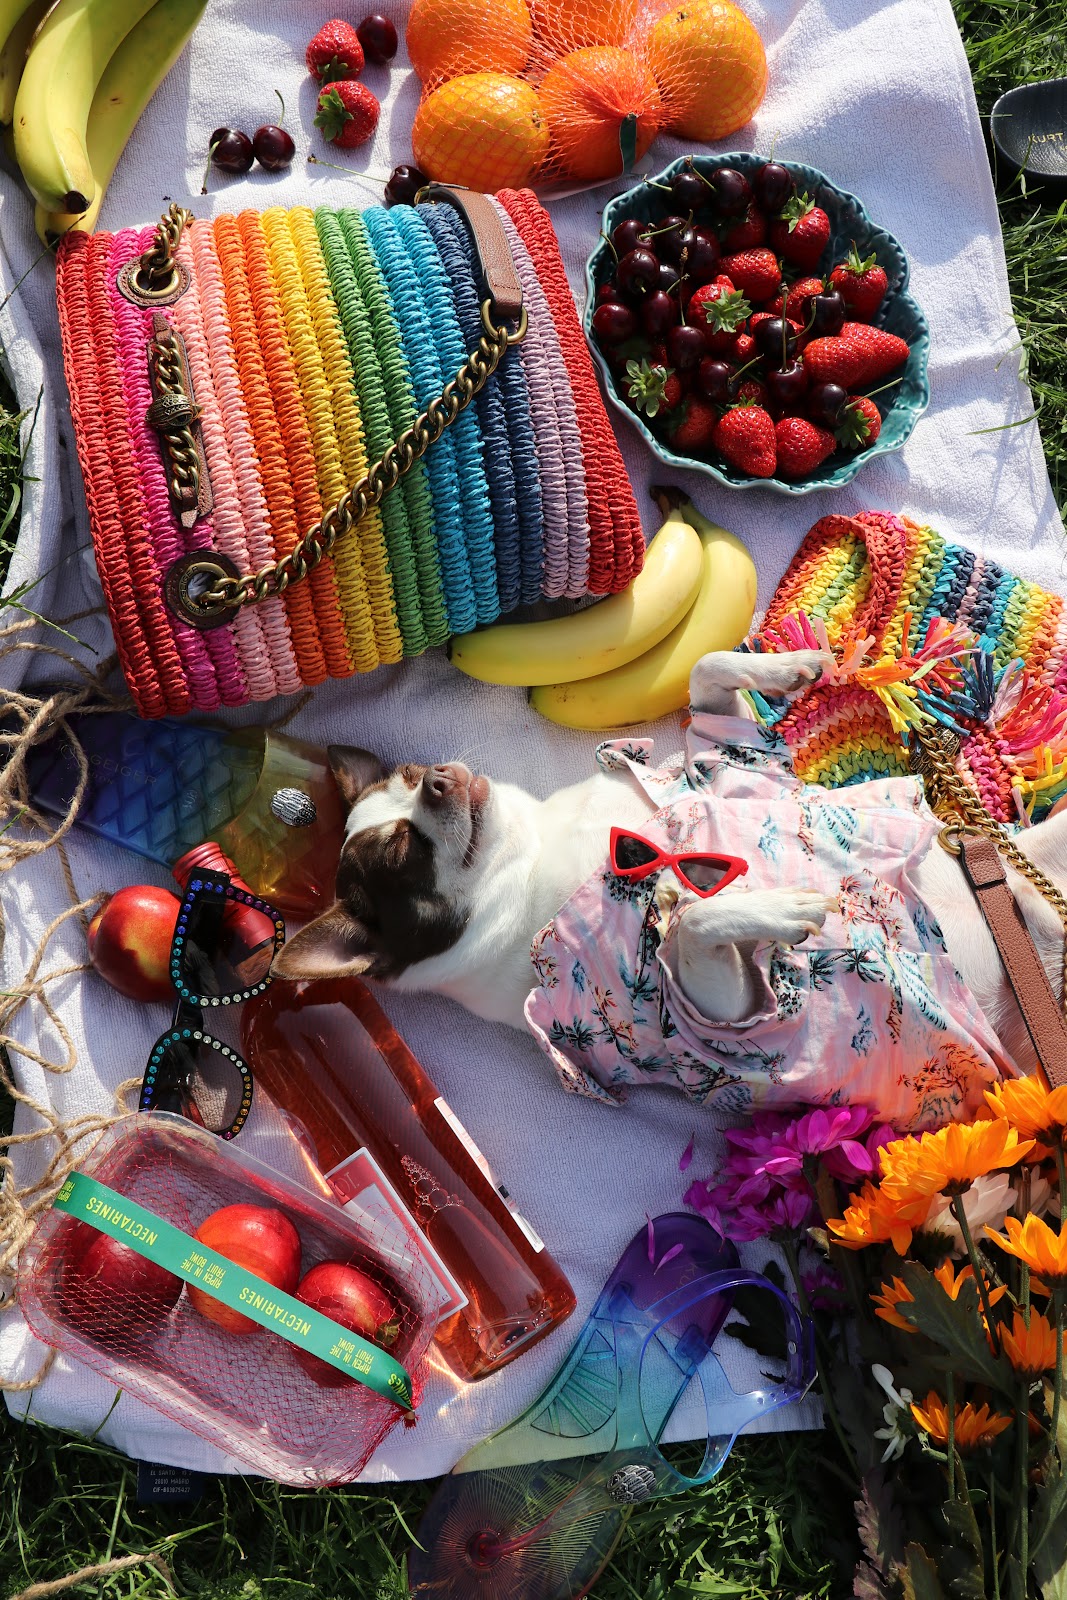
[{"xmin": 172, "ymin": 840, "xmax": 255, "ymax": 897}]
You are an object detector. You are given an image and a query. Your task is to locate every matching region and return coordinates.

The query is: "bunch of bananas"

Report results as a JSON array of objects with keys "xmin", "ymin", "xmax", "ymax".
[
  {"xmin": 449, "ymin": 493, "xmax": 758, "ymax": 729},
  {"xmin": 0, "ymin": 0, "xmax": 207, "ymax": 243}
]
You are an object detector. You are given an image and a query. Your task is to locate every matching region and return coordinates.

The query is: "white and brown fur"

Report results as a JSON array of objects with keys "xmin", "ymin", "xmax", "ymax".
[{"xmin": 273, "ymin": 650, "xmax": 1067, "ymax": 1078}]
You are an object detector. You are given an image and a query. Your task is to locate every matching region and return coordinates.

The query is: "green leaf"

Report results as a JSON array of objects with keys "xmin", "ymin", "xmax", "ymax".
[
  {"xmin": 1031, "ymin": 1467, "xmax": 1067, "ymax": 1572},
  {"xmin": 937, "ymin": 1493, "xmax": 986, "ymax": 1599},
  {"xmin": 895, "ymin": 1263, "xmax": 1016, "ymax": 1397},
  {"xmin": 856, "ymin": 1467, "xmax": 905, "ymax": 1583},
  {"xmin": 903, "ymin": 1543, "xmax": 948, "ymax": 1600}
]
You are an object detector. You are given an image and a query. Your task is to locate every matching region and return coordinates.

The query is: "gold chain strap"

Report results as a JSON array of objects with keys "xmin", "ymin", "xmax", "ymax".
[
  {"xmin": 146, "ymin": 324, "xmax": 202, "ymax": 515},
  {"xmin": 135, "ymin": 204, "xmax": 529, "ymax": 626},
  {"xmin": 910, "ymin": 723, "xmax": 1067, "ymax": 1008}
]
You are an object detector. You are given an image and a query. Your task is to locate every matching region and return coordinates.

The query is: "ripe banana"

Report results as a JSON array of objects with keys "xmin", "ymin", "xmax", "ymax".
[
  {"xmin": 13, "ymin": 0, "xmax": 160, "ymax": 211},
  {"xmin": 448, "ymin": 509, "xmax": 704, "ymax": 687},
  {"xmin": 530, "ymin": 500, "xmax": 757, "ymax": 729},
  {"xmin": 36, "ymin": 0, "xmax": 208, "ymax": 242},
  {"xmin": 0, "ymin": 0, "xmax": 53, "ymax": 125}
]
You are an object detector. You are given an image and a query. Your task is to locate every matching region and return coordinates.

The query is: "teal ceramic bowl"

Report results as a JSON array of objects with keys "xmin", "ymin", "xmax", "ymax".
[{"xmin": 585, "ymin": 152, "xmax": 931, "ymax": 495}]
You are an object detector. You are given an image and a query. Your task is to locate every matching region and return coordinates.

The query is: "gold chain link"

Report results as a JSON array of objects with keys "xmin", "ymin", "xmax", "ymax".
[
  {"xmin": 148, "ymin": 324, "xmax": 202, "ymax": 509},
  {"xmin": 910, "ymin": 724, "xmax": 1067, "ymax": 1008},
  {"xmin": 137, "ymin": 202, "xmax": 194, "ymax": 295}
]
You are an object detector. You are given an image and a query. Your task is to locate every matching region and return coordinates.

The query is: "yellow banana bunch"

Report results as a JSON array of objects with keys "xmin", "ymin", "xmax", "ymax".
[
  {"xmin": 36, "ymin": 0, "xmax": 207, "ymax": 242},
  {"xmin": 0, "ymin": 0, "xmax": 52, "ymax": 125},
  {"xmin": 448, "ymin": 508, "xmax": 704, "ymax": 687},
  {"xmin": 531, "ymin": 496, "xmax": 757, "ymax": 729},
  {"xmin": 10, "ymin": 0, "xmax": 200, "ymax": 214}
]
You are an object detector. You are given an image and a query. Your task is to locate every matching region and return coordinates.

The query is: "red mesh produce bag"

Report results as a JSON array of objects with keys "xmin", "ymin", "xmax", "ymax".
[
  {"xmin": 407, "ymin": 0, "xmax": 768, "ymax": 190},
  {"xmin": 18, "ymin": 1114, "xmax": 439, "ymax": 1484}
]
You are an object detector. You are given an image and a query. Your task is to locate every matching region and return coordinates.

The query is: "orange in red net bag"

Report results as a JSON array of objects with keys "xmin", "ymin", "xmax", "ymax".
[{"xmin": 406, "ymin": 0, "xmax": 767, "ymax": 190}]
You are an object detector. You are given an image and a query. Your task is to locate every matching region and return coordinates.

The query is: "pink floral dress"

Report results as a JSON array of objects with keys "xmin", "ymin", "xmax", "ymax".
[{"xmin": 524, "ymin": 712, "xmax": 1012, "ymax": 1131}]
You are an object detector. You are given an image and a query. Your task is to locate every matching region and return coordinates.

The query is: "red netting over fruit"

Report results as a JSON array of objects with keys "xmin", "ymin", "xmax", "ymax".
[
  {"xmin": 406, "ymin": 0, "xmax": 768, "ymax": 191},
  {"xmin": 18, "ymin": 1115, "xmax": 439, "ymax": 1485}
]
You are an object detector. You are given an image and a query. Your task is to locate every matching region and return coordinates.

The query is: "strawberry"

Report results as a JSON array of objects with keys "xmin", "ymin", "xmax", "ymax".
[
  {"xmin": 314, "ymin": 80, "xmax": 380, "ymax": 148},
  {"xmin": 722, "ymin": 203, "xmax": 767, "ymax": 253},
  {"xmin": 736, "ymin": 378, "xmax": 768, "ymax": 408},
  {"xmin": 801, "ymin": 336, "xmax": 869, "ymax": 388},
  {"xmin": 662, "ymin": 395, "xmax": 719, "ymax": 455},
  {"xmin": 624, "ymin": 358, "xmax": 683, "ymax": 419},
  {"xmin": 731, "ymin": 330, "xmax": 757, "ymax": 364},
  {"xmin": 839, "ymin": 323, "xmax": 910, "ymax": 383},
  {"xmin": 775, "ymin": 417, "xmax": 836, "ymax": 478},
  {"xmin": 306, "ymin": 19, "xmax": 365, "ymax": 83},
  {"xmin": 688, "ymin": 278, "xmax": 751, "ymax": 353},
  {"xmin": 769, "ymin": 276, "xmax": 824, "ymax": 322},
  {"xmin": 769, "ymin": 193, "xmax": 831, "ymax": 271},
  {"xmin": 836, "ymin": 395, "xmax": 882, "ymax": 450},
  {"xmin": 713, "ymin": 403, "xmax": 777, "ymax": 477},
  {"xmin": 828, "ymin": 248, "xmax": 888, "ymax": 322},
  {"xmin": 719, "ymin": 248, "xmax": 781, "ymax": 304}
]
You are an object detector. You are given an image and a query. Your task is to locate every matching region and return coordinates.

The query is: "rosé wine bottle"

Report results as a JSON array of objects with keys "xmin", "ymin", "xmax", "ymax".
[{"xmin": 241, "ymin": 977, "xmax": 576, "ymax": 1382}]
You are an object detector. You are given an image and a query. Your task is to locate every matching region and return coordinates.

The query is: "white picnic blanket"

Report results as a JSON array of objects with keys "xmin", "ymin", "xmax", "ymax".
[{"xmin": 0, "ymin": 0, "xmax": 1060, "ymax": 1482}]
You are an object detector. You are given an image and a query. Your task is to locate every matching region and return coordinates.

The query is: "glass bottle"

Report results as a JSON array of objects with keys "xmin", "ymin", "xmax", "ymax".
[{"xmin": 241, "ymin": 977, "xmax": 576, "ymax": 1382}]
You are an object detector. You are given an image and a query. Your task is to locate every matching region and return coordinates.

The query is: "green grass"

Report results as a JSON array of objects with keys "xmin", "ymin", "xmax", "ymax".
[{"xmin": 3, "ymin": 4, "xmax": 1067, "ymax": 1596}]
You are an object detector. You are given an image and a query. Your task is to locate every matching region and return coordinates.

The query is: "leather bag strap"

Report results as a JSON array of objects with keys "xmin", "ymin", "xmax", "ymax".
[
  {"xmin": 418, "ymin": 184, "xmax": 524, "ymax": 320},
  {"xmin": 958, "ymin": 831, "xmax": 1067, "ymax": 1088}
]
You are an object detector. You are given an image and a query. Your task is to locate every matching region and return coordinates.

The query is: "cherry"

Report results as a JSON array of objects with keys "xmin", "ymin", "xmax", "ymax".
[
  {"xmin": 671, "ymin": 167, "xmax": 707, "ymax": 213},
  {"xmin": 210, "ymin": 128, "xmax": 254, "ymax": 176},
  {"xmin": 697, "ymin": 358, "xmax": 735, "ymax": 402},
  {"xmin": 809, "ymin": 291, "xmax": 846, "ymax": 337},
  {"xmin": 754, "ymin": 316, "xmax": 797, "ymax": 360},
  {"xmin": 710, "ymin": 167, "xmax": 751, "ymax": 216},
  {"xmin": 612, "ymin": 217, "xmax": 649, "ymax": 256},
  {"xmin": 653, "ymin": 215, "xmax": 693, "ymax": 264},
  {"xmin": 807, "ymin": 382, "xmax": 848, "ymax": 426},
  {"xmin": 755, "ymin": 161, "xmax": 794, "ymax": 213},
  {"xmin": 596, "ymin": 280, "xmax": 620, "ymax": 304},
  {"xmin": 681, "ymin": 228, "xmax": 720, "ymax": 285},
  {"xmin": 384, "ymin": 164, "xmax": 428, "ymax": 206},
  {"xmin": 253, "ymin": 124, "xmax": 295, "ymax": 171},
  {"xmin": 657, "ymin": 260, "xmax": 682, "ymax": 292},
  {"xmin": 617, "ymin": 246, "xmax": 660, "ymax": 300},
  {"xmin": 357, "ymin": 12, "xmax": 398, "ymax": 65},
  {"xmin": 667, "ymin": 323, "xmax": 706, "ymax": 371},
  {"xmin": 641, "ymin": 289, "xmax": 679, "ymax": 337},
  {"xmin": 592, "ymin": 302, "xmax": 637, "ymax": 345},
  {"xmin": 766, "ymin": 361, "xmax": 809, "ymax": 412}
]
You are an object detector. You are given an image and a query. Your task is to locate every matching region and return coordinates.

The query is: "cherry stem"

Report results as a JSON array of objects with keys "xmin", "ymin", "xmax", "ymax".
[
  {"xmin": 600, "ymin": 228, "xmax": 619, "ymax": 262},
  {"xmin": 274, "ymin": 89, "xmax": 285, "ymax": 127},
  {"xmin": 200, "ymin": 139, "xmax": 220, "ymax": 196},
  {"xmin": 863, "ymin": 376, "xmax": 904, "ymax": 399},
  {"xmin": 306, "ymin": 153, "xmax": 388, "ymax": 189}
]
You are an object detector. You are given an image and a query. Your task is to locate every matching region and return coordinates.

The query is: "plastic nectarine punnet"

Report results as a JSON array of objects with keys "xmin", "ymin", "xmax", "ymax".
[{"xmin": 18, "ymin": 1114, "xmax": 439, "ymax": 1484}]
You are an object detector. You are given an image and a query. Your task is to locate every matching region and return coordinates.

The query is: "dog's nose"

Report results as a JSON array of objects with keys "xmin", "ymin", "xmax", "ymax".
[{"xmin": 423, "ymin": 764, "xmax": 467, "ymax": 807}]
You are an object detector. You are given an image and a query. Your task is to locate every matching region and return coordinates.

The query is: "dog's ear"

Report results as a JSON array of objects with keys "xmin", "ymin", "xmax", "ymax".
[
  {"xmin": 271, "ymin": 903, "xmax": 392, "ymax": 982},
  {"xmin": 327, "ymin": 746, "xmax": 387, "ymax": 809}
]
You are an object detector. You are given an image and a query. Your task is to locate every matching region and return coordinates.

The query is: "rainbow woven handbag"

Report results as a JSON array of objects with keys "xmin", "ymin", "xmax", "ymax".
[
  {"xmin": 56, "ymin": 186, "xmax": 643, "ymax": 717},
  {"xmin": 749, "ymin": 510, "xmax": 1067, "ymax": 825}
]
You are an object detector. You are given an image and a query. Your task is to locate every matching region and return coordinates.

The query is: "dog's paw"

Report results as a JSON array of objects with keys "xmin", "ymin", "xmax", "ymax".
[
  {"xmin": 679, "ymin": 887, "xmax": 837, "ymax": 950},
  {"xmin": 690, "ymin": 648, "xmax": 828, "ymax": 710}
]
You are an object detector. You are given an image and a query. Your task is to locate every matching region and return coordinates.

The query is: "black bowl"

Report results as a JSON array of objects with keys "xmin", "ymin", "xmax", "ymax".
[{"xmin": 990, "ymin": 78, "xmax": 1067, "ymax": 193}]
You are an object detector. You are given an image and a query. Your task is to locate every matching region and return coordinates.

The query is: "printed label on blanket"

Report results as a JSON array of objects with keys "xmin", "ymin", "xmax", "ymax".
[{"xmin": 326, "ymin": 1147, "xmax": 470, "ymax": 1320}]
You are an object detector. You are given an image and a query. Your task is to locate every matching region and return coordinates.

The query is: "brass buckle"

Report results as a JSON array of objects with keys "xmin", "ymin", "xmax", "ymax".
[
  {"xmin": 938, "ymin": 822, "xmax": 984, "ymax": 856},
  {"xmin": 481, "ymin": 297, "xmax": 528, "ymax": 346},
  {"xmin": 117, "ymin": 258, "xmax": 190, "ymax": 308},
  {"xmin": 163, "ymin": 553, "xmax": 241, "ymax": 630}
]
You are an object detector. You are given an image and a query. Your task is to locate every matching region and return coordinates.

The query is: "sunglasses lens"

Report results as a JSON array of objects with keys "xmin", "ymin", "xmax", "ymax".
[
  {"xmin": 613, "ymin": 834, "xmax": 660, "ymax": 871},
  {"xmin": 177, "ymin": 888, "xmax": 278, "ymax": 1001},
  {"xmin": 677, "ymin": 857, "xmax": 733, "ymax": 892},
  {"xmin": 143, "ymin": 1033, "xmax": 251, "ymax": 1137}
]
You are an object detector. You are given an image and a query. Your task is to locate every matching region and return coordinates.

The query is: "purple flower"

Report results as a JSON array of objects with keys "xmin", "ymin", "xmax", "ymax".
[
  {"xmin": 760, "ymin": 1106, "xmax": 876, "ymax": 1185},
  {"xmin": 801, "ymin": 1264, "xmax": 845, "ymax": 1312},
  {"xmin": 687, "ymin": 1177, "xmax": 814, "ymax": 1242},
  {"xmin": 865, "ymin": 1123, "xmax": 899, "ymax": 1173}
]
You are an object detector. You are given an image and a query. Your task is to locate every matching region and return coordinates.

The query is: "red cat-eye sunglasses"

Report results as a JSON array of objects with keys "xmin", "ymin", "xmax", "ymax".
[{"xmin": 609, "ymin": 827, "xmax": 749, "ymax": 898}]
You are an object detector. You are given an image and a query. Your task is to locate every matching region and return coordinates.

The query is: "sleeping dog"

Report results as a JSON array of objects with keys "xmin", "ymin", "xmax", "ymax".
[{"xmin": 273, "ymin": 650, "xmax": 1067, "ymax": 1126}]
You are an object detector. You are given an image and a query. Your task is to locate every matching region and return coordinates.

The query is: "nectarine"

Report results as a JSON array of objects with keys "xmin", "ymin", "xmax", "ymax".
[
  {"xmin": 187, "ymin": 1204, "xmax": 302, "ymax": 1335},
  {"xmin": 87, "ymin": 885, "xmax": 181, "ymax": 1004},
  {"xmin": 293, "ymin": 1260, "xmax": 400, "ymax": 1387},
  {"xmin": 60, "ymin": 1222, "xmax": 182, "ymax": 1346}
]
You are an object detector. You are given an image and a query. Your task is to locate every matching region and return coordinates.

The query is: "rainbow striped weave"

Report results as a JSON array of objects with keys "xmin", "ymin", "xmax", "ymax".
[
  {"xmin": 750, "ymin": 511, "xmax": 1067, "ymax": 825},
  {"xmin": 57, "ymin": 190, "xmax": 642, "ymax": 717}
]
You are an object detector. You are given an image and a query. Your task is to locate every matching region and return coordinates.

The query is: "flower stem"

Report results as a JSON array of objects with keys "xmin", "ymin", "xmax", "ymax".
[
  {"xmin": 1056, "ymin": 1141, "xmax": 1067, "ymax": 1230},
  {"xmin": 1053, "ymin": 1291, "xmax": 1064, "ymax": 1462},
  {"xmin": 951, "ymin": 1192, "xmax": 1002, "ymax": 1356},
  {"xmin": 781, "ymin": 1237, "xmax": 859, "ymax": 1480},
  {"xmin": 947, "ymin": 1369, "xmax": 956, "ymax": 1501},
  {"xmin": 1017, "ymin": 1375, "xmax": 1030, "ymax": 1593},
  {"xmin": 990, "ymin": 1468, "xmax": 1001, "ymax": 1600}
]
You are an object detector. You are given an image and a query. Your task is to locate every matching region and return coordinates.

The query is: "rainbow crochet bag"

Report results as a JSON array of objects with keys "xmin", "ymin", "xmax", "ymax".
[
  {"xmin": 56, "ymin": 186, "xmax": 643, "ymax": 717},
  {"xmin": 750, "ymin": 511, "xmax": 1067, "ymax": 825}
]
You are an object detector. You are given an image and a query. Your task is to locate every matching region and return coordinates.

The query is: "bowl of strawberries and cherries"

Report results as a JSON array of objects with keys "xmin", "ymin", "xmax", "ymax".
[{"xmin": 585, "ymin": 153, "xmax": 930, "ymax": 493}]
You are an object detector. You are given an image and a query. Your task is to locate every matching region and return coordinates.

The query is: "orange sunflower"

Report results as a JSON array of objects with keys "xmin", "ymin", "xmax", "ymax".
[
  {"xmin": 879, "ymin": 1121, "xmax": 1034, "ymax": 1203},
  {"xmin": 984, "ymin": 1079, "xmax": 1067, "ymax": 1156},
  {"xmin": 910, "ymin": 1391, "xmax": 1012, "ymax": 1451},
  {"xmin": 829, "ymin": 1181, "xmax": 931, "ymax": 1254},
  {"xmin": 986, "ymin": 1214, "xmax": 1067, "ymax": 1287},
  {"xmin": 1001, "ymin": 1309, "xmax": 1065, "ymax": 1377}
]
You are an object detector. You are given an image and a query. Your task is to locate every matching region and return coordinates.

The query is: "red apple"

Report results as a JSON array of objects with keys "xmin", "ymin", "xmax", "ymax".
[
  {"xmin": 187, "ymin": 1204, "xmax": 302, "ymax": 1335},
  {"xmin": 87, "ymin": 885, "xmax": 181, "ymax": 1004},
  {"xmin": 60, "ymin": 1221, "xmax": 182, "ymax": 1346},
  {"xmin": 293, "ymin": 1260, "xmax": 401, "ymax": 1387}
]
